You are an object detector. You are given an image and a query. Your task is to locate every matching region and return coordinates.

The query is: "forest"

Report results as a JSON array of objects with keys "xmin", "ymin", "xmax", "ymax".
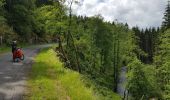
[{"xmin": 0, "ymin": 0, "xmax": 170, "ymax": 100}]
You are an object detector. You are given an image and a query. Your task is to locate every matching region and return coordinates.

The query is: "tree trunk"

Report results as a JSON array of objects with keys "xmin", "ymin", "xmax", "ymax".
[
  {"xmin": 67, "ymin": 0, "xmax": 81, "ymax": 72},
  {"xmin": 113, "ymin": 39, "xmax": 117, "ymax": 92},
  {"xmin": 0, "ymin": 36, "xmax": 2, "ymax": 45},
  {"xmin": 115, "ymin": 38, "xmax": 120, "ymax": 91}
]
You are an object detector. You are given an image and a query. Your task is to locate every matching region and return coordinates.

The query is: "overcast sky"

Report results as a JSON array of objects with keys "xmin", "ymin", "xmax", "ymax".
[{"xmin": 71, "ymin": 0, "xmax": 167, "ymax": 28}]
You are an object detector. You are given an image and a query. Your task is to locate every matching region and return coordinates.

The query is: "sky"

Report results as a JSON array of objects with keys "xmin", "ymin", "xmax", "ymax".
[{"xmin": 71, "ymin": 0, "xmax": 167, "ymax": 28}]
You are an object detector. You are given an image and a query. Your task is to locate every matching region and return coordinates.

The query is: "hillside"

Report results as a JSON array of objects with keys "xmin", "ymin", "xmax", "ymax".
[
  {"xmin": 0, "ymin": 0, "xmax": 170, "ymax": 99},
  {"xmin": 26, "ymin": 48, "xmax": 121, "ymax": 100}
]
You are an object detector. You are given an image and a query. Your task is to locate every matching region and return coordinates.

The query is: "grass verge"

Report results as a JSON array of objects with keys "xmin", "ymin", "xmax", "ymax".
[
  {"xmin": 0, "ymin": 43, "xmax": 54, "ymax": 54},
  {"xmin": 26, "ymin": 48, "xmax": 121, "ymax": 100},
  {"xmin": 0, "ymin": 46, "xmax": 10, "ymax": 54},
  {"xmin": 0, "ymin": 43, "xmax": 30, "ymax": 54}
]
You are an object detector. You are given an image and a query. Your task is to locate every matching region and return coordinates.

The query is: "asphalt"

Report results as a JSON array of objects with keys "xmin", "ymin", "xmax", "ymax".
[
  {"xmin": 0, "ymin": 44, "xmax": 52, "ymax": 100},
  {"xmin": 117, "ymin": 66, "xmax": 127, "ymax": 98}
]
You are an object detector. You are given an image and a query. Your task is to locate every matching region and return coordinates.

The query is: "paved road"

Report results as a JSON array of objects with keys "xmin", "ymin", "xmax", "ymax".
[
  {"xmin": 117, "ymin": 66, "xmax": 127, "ymax": 98},
  {"xmin": 0, "ymin": 44, "xmax": 52, "ymax": 100}
]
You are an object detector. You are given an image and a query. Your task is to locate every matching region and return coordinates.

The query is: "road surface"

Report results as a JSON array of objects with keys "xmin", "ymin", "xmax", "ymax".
[
  {"xmin": 117, "ymin": 66, "xmax": 127, "ymax": 98},
  {"xmin": 0, "ymin": 44, "xmax": 51, "ymax": 100}
]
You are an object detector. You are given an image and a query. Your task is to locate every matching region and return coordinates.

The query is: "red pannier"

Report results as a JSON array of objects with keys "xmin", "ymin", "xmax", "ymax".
[{"xmin": 13, "ymin": 48, "xmax": 24, "ymax": 61}]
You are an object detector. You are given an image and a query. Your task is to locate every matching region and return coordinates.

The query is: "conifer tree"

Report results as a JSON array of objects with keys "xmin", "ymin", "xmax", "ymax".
[
  {"xmin": 154, "ymin": 29, "xmax": 170, "ymax": 99},
  {"xmin": 162, "ymin": 0, "xmax": 170, "ymax": 29}
]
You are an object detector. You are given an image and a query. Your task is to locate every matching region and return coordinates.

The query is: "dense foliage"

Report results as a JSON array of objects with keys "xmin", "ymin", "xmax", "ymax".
[{"xmin": 154, "ymin": 29, "xmax": 170, "ymax": 99}]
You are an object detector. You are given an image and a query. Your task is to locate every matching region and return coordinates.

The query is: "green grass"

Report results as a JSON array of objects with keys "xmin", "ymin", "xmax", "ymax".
[
  {"xmin": 0, "ymin": 43, "xmax": 55, "ymax": 54},
  {"xmin": 0, "ymin": 43, "xmax": 31, "ymax": 54},
  {"xmin": 26, "ymin": 49, "xmax": 121, "ymax": 100},
  {"xmin": 0, "ymin": 46, "xmax": 10, "ymax": 53}
]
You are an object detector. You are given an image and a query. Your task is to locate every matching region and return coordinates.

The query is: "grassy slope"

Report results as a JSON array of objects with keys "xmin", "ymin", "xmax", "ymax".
[{"xmin": 26, "ymin": 49, "xmax": 121, "ymax": 100}]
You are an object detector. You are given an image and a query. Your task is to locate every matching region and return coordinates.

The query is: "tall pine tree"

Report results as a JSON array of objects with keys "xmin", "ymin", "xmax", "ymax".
[{"xmin": 162, "ymin": 0, "xmax": 170, "ymax": 30}]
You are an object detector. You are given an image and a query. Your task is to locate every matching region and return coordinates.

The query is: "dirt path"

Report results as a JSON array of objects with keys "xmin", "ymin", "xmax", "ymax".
[{"xmin": 0, "ymin": 44, "xmax": 52, "ymax": 100}]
